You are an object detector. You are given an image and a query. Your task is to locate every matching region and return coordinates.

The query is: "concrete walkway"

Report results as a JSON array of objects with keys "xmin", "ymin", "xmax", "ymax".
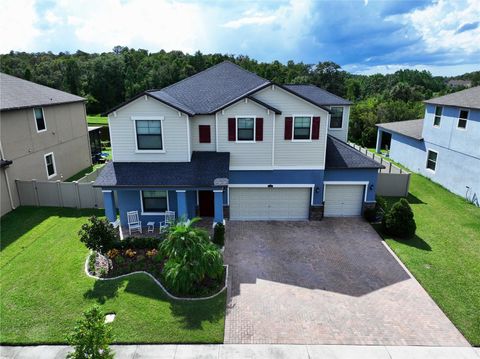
[{"xmin": 2, "ymin": 345, "xmax": 479, "ymax": 359}]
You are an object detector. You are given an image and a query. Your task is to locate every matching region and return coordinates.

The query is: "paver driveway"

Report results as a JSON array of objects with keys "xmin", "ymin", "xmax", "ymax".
[{"xmin": 223, "ymin": 218, "xmax": 469, "ymax": 346}]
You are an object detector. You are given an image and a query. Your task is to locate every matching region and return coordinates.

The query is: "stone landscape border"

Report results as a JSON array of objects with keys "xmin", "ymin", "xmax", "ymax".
[{"xmin": 84, "ymin": 253, "xmax": 228, "ymax": 301}]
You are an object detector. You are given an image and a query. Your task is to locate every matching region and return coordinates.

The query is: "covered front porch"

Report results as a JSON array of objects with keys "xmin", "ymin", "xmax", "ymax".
[{"xmin": 94, "ymin": 151, "xmax": 230, "ymax": 233}]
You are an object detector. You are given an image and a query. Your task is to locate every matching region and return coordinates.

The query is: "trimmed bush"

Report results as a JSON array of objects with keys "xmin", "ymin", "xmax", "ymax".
[
  {"xmin": 78, "ymin": 216, "xmax": 118, "ymax": 254},
  {"xmin": 212, "ymin": 223, "xmax": 225, "ymax": 247},
  {"xmin": 382, "ymin": 198, "xmax": 416, "ymax": 238}
]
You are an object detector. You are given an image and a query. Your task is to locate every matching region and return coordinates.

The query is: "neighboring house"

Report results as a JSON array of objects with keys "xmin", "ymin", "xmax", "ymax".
[
  {"xmin": 376, "ymin": 86, "xmax": 480, "ymax": 205},
  {"xmin": 0, "ymin": 73, "xmax": 92, "ymax": 216},
  {"xmin": 95, "ymin": 61, "xmax": 382, "ymax": 227},
  {"xmin": 447, "ymin": 79, "xmax": 472, "ymax": 88}
]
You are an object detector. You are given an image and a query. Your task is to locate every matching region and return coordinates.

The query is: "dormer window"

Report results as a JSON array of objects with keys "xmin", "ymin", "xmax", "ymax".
[
  {"xmin": 457, "ymin": 110, "xmax": 468, "ymax": 129},
  {"xmin": 433, "ymin": 106, "xmax": 442, "ymax": 127},
  {"xmin": 329, "ymin": 107, "xmax": 343, "ymax": 129}
]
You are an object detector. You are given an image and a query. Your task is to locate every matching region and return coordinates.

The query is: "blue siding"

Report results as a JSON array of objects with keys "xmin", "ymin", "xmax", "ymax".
[
  {"xmin": 324, "ymin": 169, "xmax": 379, "ymax": 202},
  {"xmin": 229, "ymin": 170, "xmax": 325, "ymax": 204},
  {"xmin": 389, "ymin": 131, "xmax": 480, "ymax": 201},
  {"xmin": 116, "ymin": 189, "xmax": 197, "ymax": 228}
]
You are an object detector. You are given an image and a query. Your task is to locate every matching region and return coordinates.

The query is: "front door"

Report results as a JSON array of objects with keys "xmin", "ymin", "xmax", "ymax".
[{"xmin": 198, "ymin": 190, "xmax": 215, "ymax": 217}]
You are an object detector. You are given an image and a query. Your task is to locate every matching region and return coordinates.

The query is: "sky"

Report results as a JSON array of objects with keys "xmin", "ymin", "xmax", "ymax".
[{"xmin": 1, "ymin": 0, "xmax": 479, "ymax": 76}]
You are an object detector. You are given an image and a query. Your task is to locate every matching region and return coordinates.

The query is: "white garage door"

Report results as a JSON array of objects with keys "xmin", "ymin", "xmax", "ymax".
[
  {"xmin": 324, "ymin": 184, "xmax": 365, "ymax": 217},
  {"xmin": 229, "ymin": 187, "xmax": 311, "ymax": 220}
]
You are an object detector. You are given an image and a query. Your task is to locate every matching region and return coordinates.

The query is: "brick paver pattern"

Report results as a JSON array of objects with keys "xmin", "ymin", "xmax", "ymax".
[{"xmin": 223, "ymin": 218, "xmax": 469, "ymax": 346}]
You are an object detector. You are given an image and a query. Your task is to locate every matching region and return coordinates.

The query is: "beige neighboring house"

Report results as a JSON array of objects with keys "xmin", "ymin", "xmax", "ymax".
[{"xmin": 0, "ymin": 73, "xmax": 92, "ymax": 216}]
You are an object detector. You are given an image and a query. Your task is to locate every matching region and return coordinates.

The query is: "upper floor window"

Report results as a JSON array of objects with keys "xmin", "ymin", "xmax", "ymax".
[
  {"xmin": 457, "ymin": 109, "xmax": 468, "ymax": 129},
  {"xmin": 135, "ymin": 119, "xmax": 163, "ymax": 151},
  {"xmin": 237, "ymin": 117, "xmax": 255, "ymax": 141},
  {"xmin": 293, "ymin": 116, "xmax": 312, "ymax": 140},
  {"xmin": 329, "ymin": 107, "xmax": 343, "ymax": 129},
  {"xmin": 433, "ymin": 106, "xmax": 442, "ymax": 127},
  {"xmin": 44, "ymin": 152, "xmax": 56, "ymax": 178},
  {"xmin": 426, "ymin": 150, "xmax": 438, "ymax": 172},
  {"xmin": 141, "ymin": 190, "xmax": 168, "ymax": 213},
  {"xmin": 33, "ymin": 107, "xmax": 46, "ymax": 132}
]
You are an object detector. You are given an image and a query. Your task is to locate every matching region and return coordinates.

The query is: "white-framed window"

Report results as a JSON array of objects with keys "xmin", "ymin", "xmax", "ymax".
[
  {"xmin": 133, "ymin": 117, "xmax": 164, "ymax": 152},
  {"xmin": 236, "ymin": 117, "xmax": 255, "ymax": 142},
  {"xmin": 293, "ymin": 116, "xmax": 312, "ymax": 140},
  {"xmin": 33, "ymin": 107, "xmax": 47, "ymax": 132},
  {"xmin": 329, "ymin": 107, "xmax": 343, "ymax": 129},
  {"xmin": 457, "ymin": 109, "xmax": 469, "ymax": 129},
  {"xmin": 426, "ymin": 150, "xmax": 438, "ymax": 172},
  {"xmin": 44, "ymin": 152, "xmax": 56, "ymax": 179},
  {"xmin": 140, "ymin": 190, "xmax": 169, "ymax": 214},
  {"xmin": 433, "ymin": 106, "xmax": 442, "ymax": 127}
]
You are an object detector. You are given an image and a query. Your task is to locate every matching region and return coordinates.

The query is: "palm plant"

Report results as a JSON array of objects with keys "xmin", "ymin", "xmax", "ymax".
[{"xmin": 160, "ymin": 218, "xmax": 223, "ymax": 294}]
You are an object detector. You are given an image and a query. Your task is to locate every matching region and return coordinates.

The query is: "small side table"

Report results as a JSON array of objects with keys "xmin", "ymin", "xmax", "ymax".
[{"xmin": 147, "ymin": 221, "xmax": 155, "ymax": 233}]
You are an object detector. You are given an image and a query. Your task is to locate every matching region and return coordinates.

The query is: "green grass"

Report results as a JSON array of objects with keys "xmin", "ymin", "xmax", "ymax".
[
  {"xmin": 0, "ymin": 207, "xmax": 225, "ymax": 344},
  {"xmin": 87, "ymin": 115, "xmax": 108, "ymax": 126},
  {"xmin": 376, "ymin": 175, "xmax": 480, "ymax": 345},
  {"xmin": 65, "ymin": 164, "xmax": 105, "ymax": 182}
]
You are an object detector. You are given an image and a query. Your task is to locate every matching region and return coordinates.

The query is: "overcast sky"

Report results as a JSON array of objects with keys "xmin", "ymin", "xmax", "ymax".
[{"xmin": 1, "ymin": 0, "xmax": 479, "ymax": 76}]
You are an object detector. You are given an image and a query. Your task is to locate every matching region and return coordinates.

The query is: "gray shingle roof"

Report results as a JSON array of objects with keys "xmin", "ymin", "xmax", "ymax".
[
  {"xmin": 0, "ymin": 73, "xmax": 84, "ymax": 111},
  {"xmin": 106, "ymin": 61, "xmax": 352, "ymax": 115},
  {"xmin": 326, "ymin": 135, "xmax": 383, "ymax": 169},
  {"xmin": 424, "ymin": 86, "xmax": 480, "ymax": 110},
  {"xmin": 94, "ymin": 151, "xmax": 230, "ymax": 188},
  {"xmin": 283, "ymin": 84, "xmax": 352, "ymax": 106},
  {"xmin": 151, "ymin": 61, "xmax": 271, "ymax": 115},
  {"xmin": 376, "ymin": 119, "xmax": 424, "ymax": 140}
]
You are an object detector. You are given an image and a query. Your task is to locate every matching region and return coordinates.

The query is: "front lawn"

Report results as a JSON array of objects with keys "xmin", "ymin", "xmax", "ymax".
[
  {"xmin": 376, "ymin": 175, "xmax": 480, "ymax": 345},
  {"xmin": 0, "ymin": 207, "xmax": 225, "ymax": 344}
]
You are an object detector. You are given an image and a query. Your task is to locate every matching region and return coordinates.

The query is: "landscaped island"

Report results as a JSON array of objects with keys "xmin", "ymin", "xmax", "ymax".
[{"xmin": 0, "ymin": 207, "xmax": 225, "ymax": 344}]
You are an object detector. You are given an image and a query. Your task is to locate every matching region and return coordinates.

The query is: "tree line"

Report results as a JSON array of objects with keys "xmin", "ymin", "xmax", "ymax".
[{"xmin": 1, "ymin": 46, "xmax": 478, "ymax": 147}]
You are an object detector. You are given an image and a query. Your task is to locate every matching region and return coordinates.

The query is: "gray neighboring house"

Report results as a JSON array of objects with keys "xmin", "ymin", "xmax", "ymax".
[{"xmin": 0, "ymin": 73, "xmax": 92, "ymax": 216}]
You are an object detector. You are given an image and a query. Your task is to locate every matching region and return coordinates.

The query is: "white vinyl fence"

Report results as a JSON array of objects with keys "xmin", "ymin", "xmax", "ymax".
[
  {"xmin": 16, "ymin": 179, "xmax": 104, "ymax": 209},
  {"xmin": 348, "ymin": 142, "xmax": 411, "ymax": 197}
]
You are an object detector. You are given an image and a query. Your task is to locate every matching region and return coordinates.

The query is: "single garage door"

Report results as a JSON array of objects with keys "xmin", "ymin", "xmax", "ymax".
[
  {"xmin": 229, "ymin": 187, "xmax": 311, "ymax": 220},
  {"xmin": 324, "ymin": 184, "xmax": 365, "ymax": 217}
]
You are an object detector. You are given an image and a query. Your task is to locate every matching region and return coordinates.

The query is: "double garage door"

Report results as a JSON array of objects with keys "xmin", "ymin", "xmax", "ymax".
[
  {"xmin": 229, "ymin": 187, "xmax": 311, "ymax": 220},
  {"xmin": 324, "ymin": 184, "xmax": 365, "ymax": 217}
]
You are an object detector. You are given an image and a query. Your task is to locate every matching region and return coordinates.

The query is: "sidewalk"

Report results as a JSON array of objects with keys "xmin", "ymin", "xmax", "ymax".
[{"xmin": 1, "ymin": 344, "xmax": 479, "ymax": 359}]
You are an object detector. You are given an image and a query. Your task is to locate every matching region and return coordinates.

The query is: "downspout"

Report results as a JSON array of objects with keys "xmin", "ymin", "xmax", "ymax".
[{"xmin": 0, "ymin": 140, "xmax": 15, "ymax": 211}]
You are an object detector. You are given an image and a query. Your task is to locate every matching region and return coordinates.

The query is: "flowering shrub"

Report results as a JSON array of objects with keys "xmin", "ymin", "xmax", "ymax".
[
  {"xmin": 125, "ymin": 249, "xmax": 136, "ymax": 258},
  {"xmin": 146, "ymin": 249, "xmax": 158, "ymax": 258},
  {"xmin": 106, "ymin": 248, "xmax": 119, "ymax": 259}
]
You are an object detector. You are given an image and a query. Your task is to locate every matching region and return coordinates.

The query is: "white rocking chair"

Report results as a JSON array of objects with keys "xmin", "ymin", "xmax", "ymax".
[
  {"xmin": 127, "ymin": 211, "xmax": 142, "ymax": 235},
  {"xmin": 159, "ymin": 211, "xmax": 176, "ymax": 232}
]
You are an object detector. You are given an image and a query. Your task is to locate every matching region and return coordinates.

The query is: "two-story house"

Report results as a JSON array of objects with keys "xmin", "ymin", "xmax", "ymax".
[
  {"xmin": 95, "ymin": 61, "xmax": 382, "ymax": 227},
  {"xmin": 0, "ymin": 73, "xmax": 92, "ymax": 216},
  {"xmin": 375, "ymin": 86, "xmax": 480, "ymax": 205}
]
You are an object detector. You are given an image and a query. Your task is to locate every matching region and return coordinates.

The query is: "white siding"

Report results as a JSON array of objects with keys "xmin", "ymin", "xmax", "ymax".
[
  {"xmin": 109, "ymin": 96, "xmax": 189, "ymax": 162},
  {"xmin": 253, "ymin": 86, "xmax": 328, "ymax": 168},
  {"xmin": 190, "ymin": 115, "xmax": 216, "ymax": 152},
  {"xmin": 327, "ymin": 105, "xmax": 350, "ymax": 142},
  {"xmin": 217, "ymin": 99, "xmax": 274, "ymax": 168}
]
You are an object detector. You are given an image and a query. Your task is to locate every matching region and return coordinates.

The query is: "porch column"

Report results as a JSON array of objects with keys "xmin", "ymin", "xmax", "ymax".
[
  {"xmin": 102, "ymin": 190, "xmax": 116, "ymax": 223},
  {"xmin": 213, "ymin": 189, "xmax": 224, "ymax": 224},
  {"xmin": 375, "ymin": 128, "xmax": 383, "ymax": 153},
  {"xmin": 176, "ymin": 190, "xmax": 188, "ymax": 220}
]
